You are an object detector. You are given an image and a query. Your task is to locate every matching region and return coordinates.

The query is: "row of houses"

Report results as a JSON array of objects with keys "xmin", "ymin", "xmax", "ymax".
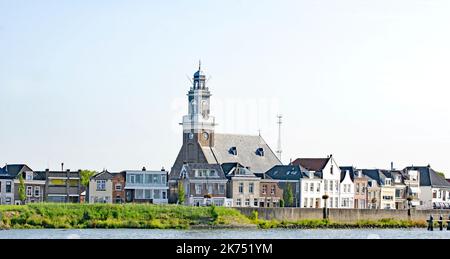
[{"xmin": 0, "ymin": 164, "xmax": 81, "ymax": 205}]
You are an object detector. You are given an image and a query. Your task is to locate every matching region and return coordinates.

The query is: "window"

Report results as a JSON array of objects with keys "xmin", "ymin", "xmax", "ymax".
[
  {"xmin": 335, "ymin": 181, "xmax": 339, "ymax": 192},
  {"xmin": 256, "ymin": 148, "xmax": 264, "ymax": 156},
  {"xmin": 153, "ymin": 174, "xmax": 160, "ymax": 184},
  {"xmin": 5, "ymin": 197, "xmax": 11, "ymax": 204},
  {"xmin": 303, "ymin": 198, "xmax": 308, "ymax": 208},
  {"xmin": 262, "ymin": 185, "xmax": 267, "ymax": 194},
  {"xmin": 154, "ymin": 190, "xmax": 161, "ymax": 199},
  {"xmin": 161, "ymin": 175, "xmax": 166, "ymax": 183},
  {"xmin": 335, "ymin": 197, "xmax": 338, "ymax": 207},
  {"xmin": 383, "ymin": 196, "xmax": 393, "ymax": 201},
  {"xmin": 316, "ymin": 183, "xmax": 320, "ymax": 192},
  {"xmin": 309, "ymin": 198, "xmax": 314, "ymax": 208},
  {"xmin": 245, "ymin": 199, "xmax": 250, "ymax": 207},
  {"xmin": 6, "ymin": 181, "xmax": 12, "ymax": 193},
  {"xmin": 395, "ymin": 189, "xmax": 401, "ymax": 198},
  {"xmin": 249, "ymin": 183, "xmax": 254, "ymax": 194},
  {"xmin": 207, "ymin": 184, "xmax": 213, "ymax": 194},
  {"xmin": 25, "ymin": 172, "xmax": 33, "ymax": 180},
  {"xmin": 433, "ymin": 190, "xmax": 437, "ymax": 199},
  {"xmin": 324, "ymin": 180, "xmax": 328, "ymax": 191},
  {"xmin": 239, "ymin": 183, "xmax": 244, "ymax": 194},
  {"xmin": 127, "ymin": 174, "xmax": 136, "ymax": 184},
  {"xmin": 219, "ymin": 184, "xmax": 225, "ymax": 194},
  {"xmin": 385, "ymin": 179, "xmax": 392, "ymax": 186},
  {"xmin": 144, "ymin": 174, "xmax": 152, "ymax": 184},
  {"xmin": 195, "ymin": 184, "xmax": 202, "ymax": 195},
  {"xmin": 356, "ymin": 183, "xmax": 360, "ymax": 194},
  {"xmin": 26, "ymin": 186, "xmax": 33, "ymax": 197},
  {"xmin": 330, "ymin": 198, "xmax": 333, "ymax": 208},
  {"xmin": 34, "ymin": 186, "xmax": 40, "ymax": 197},
  {"xmin": 135, "ymin": 174, "xmax": 143, "ymax": 184},
  {"xmin": 229, "ymin": 147, "xmax": 238, "ymax": 156},
  {"xmin": 236, "ymin": 198, "xmax": 241, "ymax": 206},
  {"xmin": 162, "ymin": 191, "xmax": 167, "ymax": 199},
  {"xmin": 209, "ymin": 170, "xmax": 217, "ymax": 177},
  {"xmin": 271, "ymin": 185, "xmax": 275, "ymax": 195},
  {"xmin": 304, "ymin": 182, "xmax": 308, "ymax": 192},
  {"xmin": 254, "ymin": 199, "xmax": 258, "ymax": 207},
  {"xmin": 115, "ymin": 184, "xmax": 122, "ymax": 191},
  {"xmin": 96, "ymin": 180, "xmax": 106, "ymax": 191},
  {"xmin": 135, "ymin": 189, "xmax": 144, "ymax": 199},
  {"xmin": 310, "ymin": 182, "xmax": 314, "ymax": 192}
]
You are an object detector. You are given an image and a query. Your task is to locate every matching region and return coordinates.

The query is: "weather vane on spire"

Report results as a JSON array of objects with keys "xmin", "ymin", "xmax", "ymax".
[{"xmin": 198, "ymin": 60, "xmax": 201, "ymax": 71}]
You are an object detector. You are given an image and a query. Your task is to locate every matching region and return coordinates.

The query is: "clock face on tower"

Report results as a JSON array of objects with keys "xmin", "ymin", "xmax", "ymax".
[{"xmin": 202, "ymin": 132, "xmax": 209, "ymax": 140}]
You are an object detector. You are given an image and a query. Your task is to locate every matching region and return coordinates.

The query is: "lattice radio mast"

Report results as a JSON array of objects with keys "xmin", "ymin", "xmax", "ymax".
[{"xmin": 276, "ymin": 114, "xmax": 283, "ymax": 162}]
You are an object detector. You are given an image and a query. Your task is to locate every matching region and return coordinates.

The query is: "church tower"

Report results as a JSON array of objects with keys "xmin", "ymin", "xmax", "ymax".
[{"xmin": 181, "ymin": 61, "xmax": 216, "ymax": 148}]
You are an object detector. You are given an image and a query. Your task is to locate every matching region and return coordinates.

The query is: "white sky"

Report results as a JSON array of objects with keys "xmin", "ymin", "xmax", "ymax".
[{"xmin": 1, "ymin": 0, "xmax": 449, "ymax": 176}]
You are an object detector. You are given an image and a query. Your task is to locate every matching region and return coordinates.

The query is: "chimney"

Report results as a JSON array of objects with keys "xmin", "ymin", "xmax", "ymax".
[
  {"xmin": 61, "ymin": 163, "xmax": 64, "ymax": 172},
  {"xmin": 391, "ymin": 162, "xmax": 394, "ymax": 171},
  {"xmin": 142, "ymin": 167, "xmax": 146, "ymax": 171},
  {"xmin": 161, "ymin": 167, "xmax": 165, "ymax": 171}
]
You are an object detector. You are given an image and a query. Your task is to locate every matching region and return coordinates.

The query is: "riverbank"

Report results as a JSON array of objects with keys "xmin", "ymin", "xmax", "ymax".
[{"xmin": 0, "ymin": 204, "xmax": 428, "ymax": 230}]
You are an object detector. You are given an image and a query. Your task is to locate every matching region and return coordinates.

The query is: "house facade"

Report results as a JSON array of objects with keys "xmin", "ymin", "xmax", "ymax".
[
  {"xmin": 0, "ymin": 164, "xmax": 34, "ymax": 205},
  {"xmin": 265, "ymin": 165, "xmax": 303, "ymax": 207},
  {"xmin": 339, "ymin": 169, "xmax": 355, "ymax": 208},
  {"xmin": 88, "ymin": 170, "xmax": 114, "ymax": 203},
  {"xmin": 256, "ymin": 173, "xmax": 283, "ymax": 208},
  {"xmin": 293, "ymin": 156, "xmax": 342, "ymax": 208},
  {"xmin": 112, "ymin": 172, "xmax": 126, "ymax": 203},
  {"xmin": 407, "ymin": 166, "xmax": 450, "ymax": 209},
  {"xmin": 403, "ymin": 167, "xmax": 421, "ymax": 208},
  {"xmin": 0, "ymin": 173, "xmax": 14, "ymax": 205},
  {"xmin": 124, "ymin": 168, "xmax": 169, "ymax": 204},
  {"xmin": 347, "ymin": 168, "xmax": 368, "ymax": 209},
  {"xmin": 224, "ymin": 164, "xmax": 260, "ymax": 208},
  {"xmin": 14, "ymin": 171, "xmax": 46, "ymax": 204},
  {"xmin": 43, "ymin": 169, "xmax": 81, "ymax": 203},
  {"xmin": 172, "ymin": 163, "xmax": 231, "ymax": 206}
]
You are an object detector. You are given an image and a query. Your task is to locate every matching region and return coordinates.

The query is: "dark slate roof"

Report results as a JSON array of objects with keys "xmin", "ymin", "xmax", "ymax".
[
  {"xmin": 340, "ymin": 166, "xmax": 356, "ymax": 182},
  {"xmin": 265, "ymin": 165, "xmax": 308, "ymax": 181},
  {"xmin": 405, "ymin": 166, "xmax": 450, "ymax": 188},
  {"xmin": 292, "ymin": 158, "xmax": 330, "ymax": 172},
  {"xmin": 92, "ymin": 170, "xmax": 114, "ymax": 180},
  {"xmin": 201, "ymin": 134, "xmax": 282, "ymax": 173},
  {"xmin": 2, "ymin": 164, "xmax": 33, "ymax": 177},
  {"xmin": 361, "ymin": 169, "xmax": 387, "ymax": 186},
  {"xmin": 221, "ymin": 162, "xmax": 245, "ymax": 176},
  {"xmin": 176, "ymin": 163, "xmax": 227, "ymax": 180}
]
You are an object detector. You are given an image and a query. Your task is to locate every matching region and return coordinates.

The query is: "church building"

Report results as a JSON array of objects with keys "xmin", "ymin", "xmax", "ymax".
[{"xmin": 168, "ymin": 63, "xmax": 282, "ymax": 203}]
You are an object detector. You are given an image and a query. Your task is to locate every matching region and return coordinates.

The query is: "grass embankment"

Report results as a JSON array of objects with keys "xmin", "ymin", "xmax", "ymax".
[
  {"xmin": 0, "ymin": 203, "xmax": 252, "ymax": 230},
  {"xmin": 0, "ymin": 204, "xmax": 427, "ymax": 230},
  {"xmin": 247, "ymin": 211, "xmax": 427, "ymax": 229}
]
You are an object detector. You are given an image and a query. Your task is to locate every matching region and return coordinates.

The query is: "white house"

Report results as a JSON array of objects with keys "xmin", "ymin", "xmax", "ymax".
[
  {"xmin": 292, "ymin": 155, "xmax": 342, "ymax": 208},
  {"xmin": 88, "ymin": 170, "xmax": 114, "ymax": 204},
  {"xmin": 124, "ymin": 168, "xmax": 169, "ymax": 204},
  {"xmin": 339, "ymin": 169, "xmax": 355, "ymax": 208},
  {"xmin": 407, "ymin": 166, "xmax": 450, "ymax": 209}
]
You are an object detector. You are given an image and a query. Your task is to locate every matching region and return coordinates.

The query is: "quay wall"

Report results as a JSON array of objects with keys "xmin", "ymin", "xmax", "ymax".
[{"xmin": 236, "ymin": 207, "xmax": 450, "ymax": 223}]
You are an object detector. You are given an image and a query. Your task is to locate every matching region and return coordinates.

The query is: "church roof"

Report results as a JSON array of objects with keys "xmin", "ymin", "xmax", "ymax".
[{"xmin": 201, "ymin": 134, "xmax": 282, "ymax": 174}]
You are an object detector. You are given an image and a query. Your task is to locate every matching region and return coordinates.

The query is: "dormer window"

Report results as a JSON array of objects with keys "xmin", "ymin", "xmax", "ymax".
[
  {"xmin": 25, "ymin": 172, "xmax": 33, "ymax": 181},
  {"xmin": 229, "ymin": 147, "xmax": 238, "ymax": 156},
  {"xmin": 256, "ymin": 148, "xmax": 264, "ymax": 156},
  {"xmin": 385, "ymin": 178, "xmax": 392, "ymax": 186}
]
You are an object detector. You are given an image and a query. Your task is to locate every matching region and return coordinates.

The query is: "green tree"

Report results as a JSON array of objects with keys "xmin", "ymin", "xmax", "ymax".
[
  {"xmin": 18, "ymin": 174, "xmax": 26, "ymax": 204},
  {"xmin": 80, "ymin": 170, "xmax": 96, "ymax": 188},
  {"xmin": 178, "ymin": 181, "xmax": 186, "ymax": 205},
  {"xmin": 283, "ymin": 184, "xmax": 294, "ymax": 207}
]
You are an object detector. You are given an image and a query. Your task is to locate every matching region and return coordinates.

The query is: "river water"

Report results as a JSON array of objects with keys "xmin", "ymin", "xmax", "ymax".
[{"xmin": 0, "ymin": 228, "xmax": 449, "ymax": 239}]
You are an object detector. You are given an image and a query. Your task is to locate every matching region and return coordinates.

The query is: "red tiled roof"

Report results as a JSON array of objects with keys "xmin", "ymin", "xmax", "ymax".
[{"xmin": 292, "ymin": 158, "xmax": 330, "ymax": 172}]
